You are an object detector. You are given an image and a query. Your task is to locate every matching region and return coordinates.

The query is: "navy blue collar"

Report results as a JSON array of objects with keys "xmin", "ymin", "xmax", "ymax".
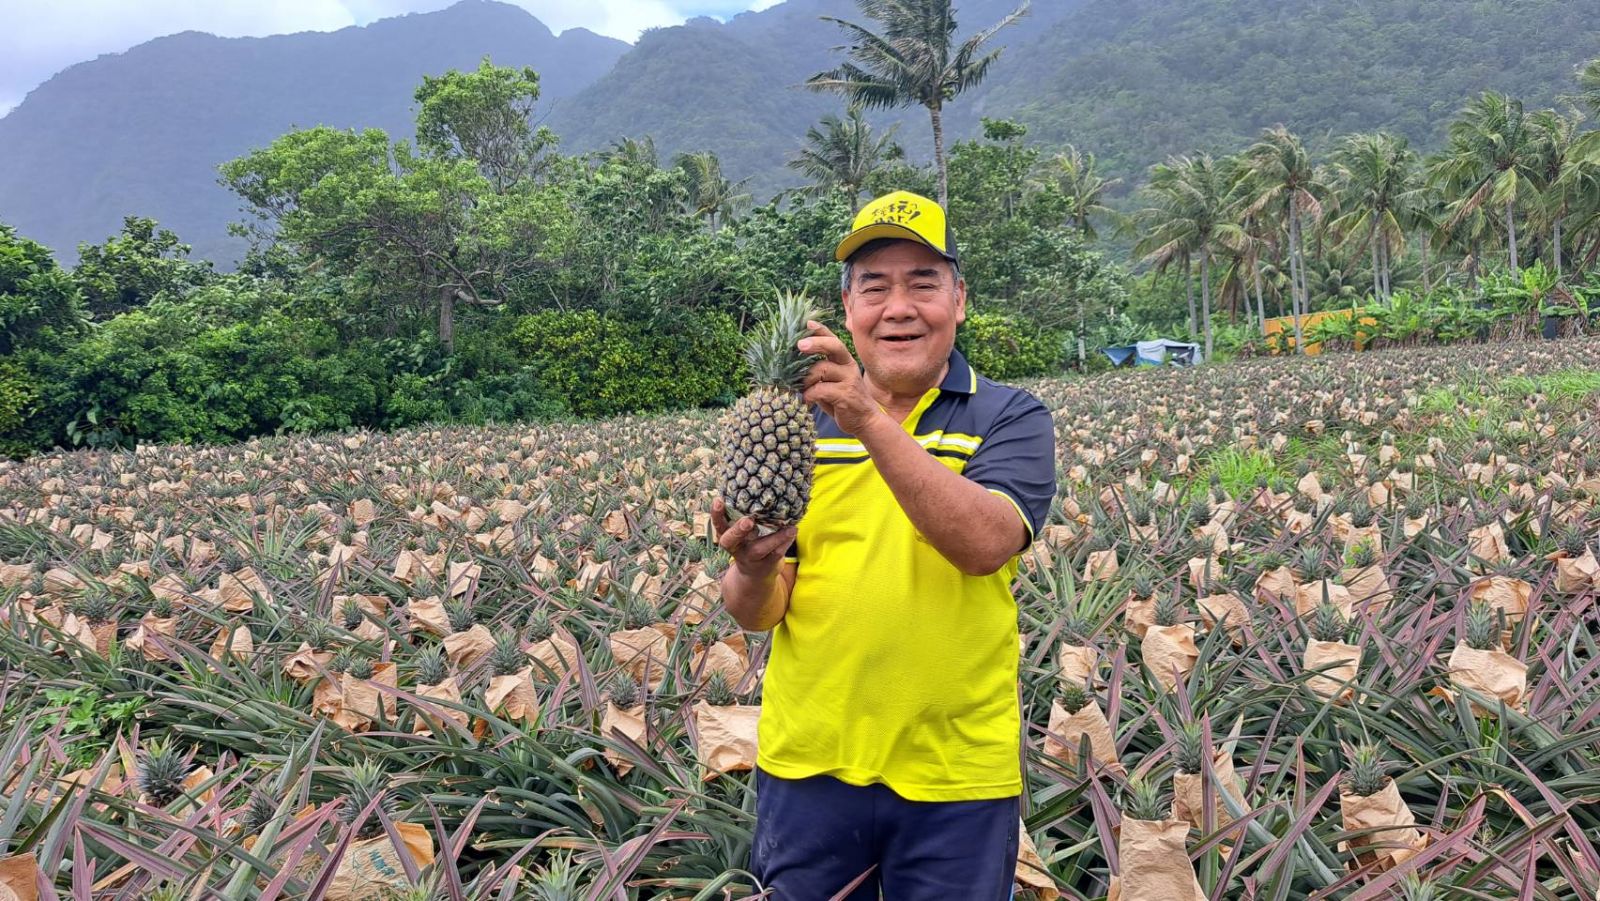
[{"xmin": 938, "ymin": 348, "xmax": 978, "ymax": 395}]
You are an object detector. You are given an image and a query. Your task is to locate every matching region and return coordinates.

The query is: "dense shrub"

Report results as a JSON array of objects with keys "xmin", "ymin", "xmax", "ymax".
[
  {"xmin": 956, "ymin": 312, "xmax": 1068, "ymax": 380},
  {"xmin": 512, "ymin": 310, "xmax": 743, "ymax": 417}
]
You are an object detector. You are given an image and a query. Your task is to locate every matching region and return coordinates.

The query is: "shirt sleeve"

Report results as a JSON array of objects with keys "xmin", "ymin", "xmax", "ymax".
[{"xmin": 960, "ymin": 391, "xmax": 1057, "ymax": 552}]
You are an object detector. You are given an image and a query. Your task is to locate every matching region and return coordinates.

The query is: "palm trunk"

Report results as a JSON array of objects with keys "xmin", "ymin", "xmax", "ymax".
[
  {"xmin": 1421, "ymin": 236, "xmax": 1432, "ymax": 293},
  {"xmin": 1553, "ymin": 215, "xmax": 1563, "ymax": 280},
  {"xmin": 1184, "ymin": 255, "xmax": 1197, "ymax": 339},
  {"xmin": 929, "ymin": 103, "xmax": 949, "ymax": 209},
  {"xmin": 1289, "ymin": 210, "xmax": 1306, "ymax": 354},
  {"xmin": 1254, "ymin": 256, "xmax": 1267, "ymax": 335},
  {"xmin": 1371, "ymin": 231, "xmax": 1382, "ymax": 304},
  {"xmin": 1381, "ymin": 240, "xmax": 1392, "ymax": 301},
  {"xmin": 1200, "ymin": 252, "xmax": 1214, "ymax": 361},
  {"xmin": 1505, "ymin": 202, "xmax": 1519, "ymax": 272}
]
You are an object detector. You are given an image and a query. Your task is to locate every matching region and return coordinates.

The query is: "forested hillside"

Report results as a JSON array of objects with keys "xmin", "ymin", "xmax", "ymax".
[{"xmin": 0, "ymin": 1, "xmax": 625, "ymax": 264}]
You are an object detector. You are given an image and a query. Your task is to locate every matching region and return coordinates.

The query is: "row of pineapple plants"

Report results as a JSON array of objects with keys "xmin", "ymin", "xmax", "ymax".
[{"xmin": 0, "ymin": 331, "xmax": 1599, "ymax": 897}]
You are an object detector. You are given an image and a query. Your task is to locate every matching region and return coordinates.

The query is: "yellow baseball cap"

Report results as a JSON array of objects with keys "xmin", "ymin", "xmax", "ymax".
[{"xmin": 834, "ymin": 190, "xmax": 959, "ymax": 265}]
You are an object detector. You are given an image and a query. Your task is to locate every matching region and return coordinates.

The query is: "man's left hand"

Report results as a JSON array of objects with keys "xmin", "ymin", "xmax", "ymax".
[{"xmin": 799, "ymin": 322, "xmax": 884, "ymax": 437}]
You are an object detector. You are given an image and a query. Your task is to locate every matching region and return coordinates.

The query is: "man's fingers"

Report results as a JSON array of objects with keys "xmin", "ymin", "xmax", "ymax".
[
  {"xmin": 716, "ymin": 516, "xmax": 753, "ymax": 554},
  {"xmin": 710, "ymin": 497, "xmax": 729, "ymax": 535},
  {"xmin": 798, "ymin": 331, "xmax": 854, "ymax": 368}
]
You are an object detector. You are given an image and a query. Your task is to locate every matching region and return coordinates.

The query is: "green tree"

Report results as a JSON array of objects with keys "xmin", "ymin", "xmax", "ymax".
[
  {"xmin": 788, "ymin": 104, "xmax": 903, "ymax": 213},
  {"xmin": 1326, "ymin": 133, "xmax": 1419, "ymax": 304},
  {"xmin": 1430, "ymin": 92, "xmax": 1541, "ymax": 273},
  {"xmin": 414, "ymin": 56, "xmax": 555, "ymax": 193},
  {"xmin": 1580, "ymin": 58, "xmax": 1600, "ymax": 118},
  {"xmin": 806, "ymin": 0, "xmax": 1030, "ymax": 208},
  {"xmin": 1240, "ymin": 126, "xmax": 1325, "ymax": 353},
  {"xmin": 0, "ymin": 222, "xmax": 86, "ymax": 356},
  {"xmin": 1134, "ymin": 155, "xmax": 1245, "ymax": 360},
  {"xmin": 675, "ymin": 151, "xmax": 750, "ymax": 234},
  {"xmin": 1039, "ymin": 145, "xmax": 1122, "ymax": 241},
  {"xmin": 73, "ymin": 216, "xmax": 213, "ymax": 320}
]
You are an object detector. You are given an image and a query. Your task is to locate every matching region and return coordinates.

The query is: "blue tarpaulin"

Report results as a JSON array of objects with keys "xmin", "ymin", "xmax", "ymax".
[{"xmin": 1102, "ymin": 339, "xmax": 1203, "ymax": 367}]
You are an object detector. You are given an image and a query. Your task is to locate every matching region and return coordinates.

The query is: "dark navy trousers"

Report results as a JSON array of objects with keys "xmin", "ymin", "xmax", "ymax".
[{"xmin": 749, "ymin": 768, "xmax": 1020, "ymax": 900}]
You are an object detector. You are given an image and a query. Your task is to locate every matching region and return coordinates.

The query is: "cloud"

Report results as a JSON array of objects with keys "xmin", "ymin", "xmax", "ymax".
[{"xmin": 0, "ymin": 0, "xmax": 775, "ymax": 119}]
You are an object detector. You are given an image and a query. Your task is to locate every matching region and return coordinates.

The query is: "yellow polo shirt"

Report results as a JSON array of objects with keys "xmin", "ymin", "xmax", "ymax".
[{"xmin": 757, "ymin": 349, "xmax": 1057, "ymax": 801}]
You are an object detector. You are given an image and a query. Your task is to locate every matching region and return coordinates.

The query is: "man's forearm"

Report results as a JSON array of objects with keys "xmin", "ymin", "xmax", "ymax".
[
  {"xmin": 721, "ymin": 564, "xmax": 789, "ymax": 632},
  {"xmin": 857, "ymin": 413, "xmax": 1025, "ymax": 575}
]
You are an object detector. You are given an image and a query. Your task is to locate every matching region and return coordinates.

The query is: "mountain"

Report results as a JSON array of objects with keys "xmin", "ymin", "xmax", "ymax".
[
  {"xmin": 1, "ymin": 0, "xmax": 1594, "ymax": 265},
  {"xmin": 0, "ymin": 0, "xmax": 626, "ymax": 264}
]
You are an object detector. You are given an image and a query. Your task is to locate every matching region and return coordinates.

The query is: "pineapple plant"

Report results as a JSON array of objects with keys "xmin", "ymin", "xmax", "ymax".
[
  {"xmin": 444, "ymin": 599, "xmax": 476, "ymax": 634},
  {"xmin": 719, "ymin": 291, "xmax": 821, "ymax": 532},
  {"xmin": 238, "ymin": 788, "xmax": 279, "ymax": 834},
  {"xmin": 1463, "ymin": 601, "xmax": 1503, "ymax": 650},
  {"xmin": 338, "ymin": 760, "xmax": 393, "ymax": 839},
  {"xmin": 150, "ymin": 596, "xmax": 174, "ymax": 619},
  {"xmin": 415, "ymin": 646, "xmax": 449, "ymax": 687},
  {"xmin": 1342, "ymin": 743, "xmax": 1390, "ymax": 797},
  {"xmin": 1311, "ymin": 603, "xmax": 1349, "ymax": 644},
  {"xmin": 347, "ymin": 655, "xmax": 375, "ymax": 681},
  {"xmin": 1059, "ymin": 681, "xmax": 1089, "ymax": 716},
  {"xmin": 138, "ymin": 738, "xmax": 191, "ymax": 806},
  {"xmin": 527, "ymin": 608, "xmax": 555, "ymax": 643},
  {"xmin": 608, "ymin": 674, "xmax": 642, "ymax": 709},
  {"xmin": 340, "ymin": 598, "xmax": 365, "ymax": 631},
  {"xmin": 1120, "ymin": 776, "xmax": 1167, "ymax": 822},
  {"xmin": 703, "ymin": 671, "xmax": 738, "ymax": 707},
  {"xmin": 489, "ymin": 631, "xmax": 528, "ymax": 677},
  {"xmin": 1174, "ymin": 721, "xmax": 1206, "ymax": 776},
  {"xmin": 1153, "ymin": 593, "xmax": 1185, "ymax": 628},
  {"xmin": 1345, "ymin": 540, "xmax": 1378, "ymax": 570}
]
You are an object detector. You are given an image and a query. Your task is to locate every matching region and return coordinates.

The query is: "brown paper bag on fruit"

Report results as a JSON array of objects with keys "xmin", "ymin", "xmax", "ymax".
[
  {"xmin": 326, "ymin": 822, "xmax": 435, "ymax": 901},
  {"xmin": 126, "ymin": 614, "xmax": 177, "ymax": 661},
  {"xmin": 209, "ymin": 624, "xmax": 254, "ymax": 663},
  {"xmin": 443, "ymin": 624, "xmax": 495, "ymax": 669},
  {"xmin": 1197, "ymin": 594, "xmax": 1248, "ymax": 644},
  {"xmin": 527, "ymin": 631, "xmax": 584, "ymax": 682},
  {"xmin": 413, "ymin": 678, "xmax": 468, "ymax": 736},
  {"xmin": 485, "ymin": 668, "xmax": 539, "ymax": 725},
  {"xmin": 1042, "ymin": 700, "xmax": 1123, "ymax": 775},
  {"xmin": 1295, "ymin": 581, "xmax": 1353, "ymax": 618},
  {"xmin": 609, "ymin": 624, "xmax": 676, "ymax": 690},
  {"xmin": 405, "ymin": 596, "xmax": 450, "ymax": 636},
  {"xmin": 217, "ymin": 568, "xmax": 269, "ymax": 612},
  {"xmin": 1341, "ymin": 565, "xmax": 1392, "ymax": 610},
  {"xmin": 0, "ymin": 852, "xmax": 40, "ymax": 901},
  {"xmin": 1084, "ymin": 549, "xmax": 1119, "ymax": 582},
  {"xmin": 335, "ymin": 664, "xmax": 398, "ymax": 732},
  {"xmin": 1123, "ymin": 595, "xmax": 1157, "ymax": 639},
  {"xmin": 1446, "ymin": 645, "xmax": 1527, "ymax": 714},
  {"xmin": 1304, "ymin": 640, "xmax": 1361, "ymax": 701},
  {"xmin": 691, "ymin": 639, "xmax": 748, "ymax": 685},
  {"xmin": 314, "ymin": 673, "xmax": 346, "ymax": 717},
  {"xmin": 284, "ymin": 644, "xmax": 333, "ymax": 683},
  {"xmin": 1255, "ymin": 566, "xmax": 1298, "ymax": 605},
  {"xmin": 1186, "ymin": 556, "xmax": 1221, "ymax": 590},
  {"xmin": 602, "ymin": 701, "xmax": 648, "ymax": 776},
  {"xmin": 1173, "ymin": 753, "xmax": 1245, "ymax": 836},
  {"xmin": 1058, "ymin": 643, "xmax": 1096, "ymax": 690},
  {"xmin": 1337, "ymin": 522, "xmax": 1382, "ymax": 555},
  {"xmin": 1113, "ymin": 818, "xmax": 1205, "ymax": 901},
  {"xmin": 1548, "ymin": 548, "xmax": 1600, "ymax": 594},
  {"xmin": 1467, "ymin": 521, "xmax": 1509, "ymax": 570},
  {"xmin": 1015, "ymin": 823, "xmax": 1059, "ymax": 901},
  {"xmin": 693, "ymin": 702, "xmax": 760, "ymax": 779},
  {"xmin": 1469, "ymin": 576, "xmax": 1530, "ymax": 625},
  {"xmin": 1143, "ymin": 625, "xmax": 1199, "ymax": 691},
  {"xmin": 1339, "ymin": 782, "xmax": 1425, "ymax": 873}
]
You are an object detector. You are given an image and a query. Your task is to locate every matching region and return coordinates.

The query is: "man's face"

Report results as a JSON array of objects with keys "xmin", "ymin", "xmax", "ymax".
[{"xmin": 841, "ymin": 240, "xmax": 967, "ymax": 395}]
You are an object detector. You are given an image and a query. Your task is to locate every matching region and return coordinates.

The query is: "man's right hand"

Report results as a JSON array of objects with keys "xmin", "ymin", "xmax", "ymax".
[{"xmin": 712, "ymin": 496, "xmax": 797, "ymax": 580}]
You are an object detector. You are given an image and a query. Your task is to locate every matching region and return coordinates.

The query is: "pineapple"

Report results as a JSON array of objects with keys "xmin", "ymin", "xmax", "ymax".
[
  {"xmin": 1345, "ymin": 540, "xmax": 1378, "ymax": 570},
  {"xmin": 444, "ymin": 600, "xmax": 476, "ymax": 634},
  {"xmin": 347, "ymin": 655, "xmax": 375, "ymax": 681},
  {"xmin": 339, "ymin": 760, "xmax": 393, "ymax": 839},
  {"xmin": 150, "ymin": 596, "xmax": 174, "ymax": 619},
  {"xmin": 703, "ymin": 671, "xmax": 737, "ymax": 707},
  {"xmin": 1121, "ymin": 776, "xmax": 1167, "ymax": 822},
  {"xmin": 489, "ymin": 631, "xmax": 527, "ymax": 677},
  {"xmin": 1463, "ymin": 601, "xmax": 1504, "ymax": 651},
  {"xmin": 1297, "ymin": 546, "xmax": 1330, "ymax": 582},
  {"xmin": 340, "ymin": 598, "xmax": 365, "ymax": 631},
  {"xmin": 138, "ymin": 738, "xmax": 190, "ymax": 806},
  {"xmin": 1343, "ymin": 743, "xmax": 1390, "ymax": 797},
  {"xmin": 1311, "ymin": 603, "xmax": 1349, "ymax": 644},
  {"xmin": 719, "ymin": 291, "xmax": 821, "ymax": 532},
  {"xmin": 1059, "ymin": 682, "xmax": 1089, "ymax": 716},
  {"xmin": 608, "ymin": 674, "xmax": 642, "ymax": 709},
  {"xmin": 415, "ymin": 646, "xmax": 449, "ymax": 687},
  {"xmin": 1153, "ymin": 593, "xmax": 1185, "ymax": 628},
  {"xmin": 1174, "ymin": 721, "xmax": 1205, "ymax": 776},
  {"xmin": 621, "ymin": 597, "xmax": 660, "ymax": 631},
  {"xmin": 76, "ymin": 592, "xmax": 115, "ymax": 626},
  {"xmin": 527, "ymin": 608, "xmax": 555, "ymax": 643},
  {"xmin": 1557, "ymin": 524, "xmax": 1588, "ymax": 558},
  {"xmin": 238, "ymin": 788, "xmax": 279, "ymax": 834}
]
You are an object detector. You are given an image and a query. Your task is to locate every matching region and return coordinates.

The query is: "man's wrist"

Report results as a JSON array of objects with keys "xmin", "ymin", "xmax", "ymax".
[{"xmin": 854, "ymin": 407, "xmax": 900, "ymax": 448}]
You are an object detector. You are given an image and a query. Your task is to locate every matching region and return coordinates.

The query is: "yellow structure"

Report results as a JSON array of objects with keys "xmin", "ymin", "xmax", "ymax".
[{"xmin": 1262, "ymin": 309, "xmax": 1378, "ymax": 355}]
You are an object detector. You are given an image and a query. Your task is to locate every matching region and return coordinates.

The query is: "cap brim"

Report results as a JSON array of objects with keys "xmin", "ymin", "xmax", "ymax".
[{"xmin": 834, "ymin": 222, "xmax": 955, "ymax": 263}]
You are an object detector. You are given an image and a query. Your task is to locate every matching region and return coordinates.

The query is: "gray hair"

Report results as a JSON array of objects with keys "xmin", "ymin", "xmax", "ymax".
[{"xmin": 841, "ymin": 239, "xmax": 961, "ymax": 295}]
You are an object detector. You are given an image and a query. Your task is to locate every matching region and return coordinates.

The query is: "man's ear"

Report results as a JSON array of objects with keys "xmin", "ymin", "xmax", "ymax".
[
  {"xmin": 953, "ymin": 278, "xmax": 967, "ymax": 326},
  {"xmin": 842, "ymin": 290, "xmax": 856, "ymax": 333}
]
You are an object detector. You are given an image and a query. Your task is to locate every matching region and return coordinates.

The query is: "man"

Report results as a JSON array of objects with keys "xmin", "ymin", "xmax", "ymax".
[{"xmin": 711, "ymin": 190, "xmax": 1057, "ymax": 899}]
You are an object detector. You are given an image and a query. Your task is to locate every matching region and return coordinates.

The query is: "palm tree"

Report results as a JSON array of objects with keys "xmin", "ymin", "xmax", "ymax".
[
  {"xmin": 788, "ymin": 104, "xmax": 902, "ymax": 212},
  {"xmin": 1041, "ymin": 145, "xmax": 1122, "ymax": 240},
  {"xmin": 1135, "ymin": 155, "xmax": 1247, "ymax": 360},
  {"xmin": 1431, "ymin": 92, "xmax": 1540, "ymax": 273},
  {"xmin": 1326, "ymin": 133, "xmax": 1420, "ymax": 304},
  {"xmin": 675, "ymin": 152, "xmax": 750, "ymax": 234},
  {"xmin": 1580, "ymin": 58, "xmax": 1600, "ymax": 118},
  {"xmin": 806, "ymin": 0, "xmax": 1031, "ymax": 208},
  {"xmin": 1240, "ymin": 126, "xmax": 1325, "ymax": 354}
]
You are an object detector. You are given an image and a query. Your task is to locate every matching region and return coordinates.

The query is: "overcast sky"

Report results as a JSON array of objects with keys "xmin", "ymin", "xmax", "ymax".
[{"xmin": 0, "ymin": 0, "xmax": 781, "ymax": 116}]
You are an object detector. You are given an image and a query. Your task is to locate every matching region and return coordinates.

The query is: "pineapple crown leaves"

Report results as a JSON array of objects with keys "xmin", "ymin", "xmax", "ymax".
[
  {"xmin": 347, "ymin": 655, "xmax": 376, "ymax": 680},
  {"xmin": 338, "ymin": 760, "xmax": 395, "ymax": 840},
  {"xmin": 415, "ymin": 646, "xmax": 449, "ymax": 687},
  {"xmin": 489, "ymin": 630, "xmax": 528, "ymax": 677},
  {"xmin": 1119, "ymin": 776, "xmax": 1169, "ymax": 822},
  {"xmin": 746, "ymin": 291, "xmax": 824, "ymax": 392},
  {"xmin": 1153, "ymin": 592, "xmax": 1186, "ymax": 628},
  {"xmin": 526, "ymin": 607, "xmax": 555, "ymax": 643},
  {"xmin": 444, "ymin": 600, "xmax": 477, "ymax": 634},
  {"xmin": 1557, "ymin": 524, "xmax": 1589, "ymax": 557},
  {"xmin": 608, "ymin": 674, "xmax": 642, "ymax": 709},
  {"xmin": 1344, "ymin": 539, "xmax": 1379, "ymax": 569},
  {"xmin": 1310, "ymin": 602, "xmax": 1349, "ymax": 644},
  {"xmin": 238, "ymin": 788, "xmax": 280, "ymax": 835},
  {"xmin": 340, "ymin": 598, "xmax": 365, "ymax": 631},
  {"xmin": 1174, "ymin": 721, "xmax": 1207, "ymax": 775},
  {"xmin": 138, "ymin": 737, "xmax": 192, "ymax": 806},
  {"xmin": 1463, "ymin": 601, "xmax": 1506, "ymax": 651},
  {"xmin": 1059, "ymin": 681, "xmax": 1090, "ymax": 715},
  {"xmin": 703, "ymin": 671, "xmax": 738, "ymax": 707},
  {"xmin": 1342, "ymin": 742, "xmax": 1392, "ymax": 797}
]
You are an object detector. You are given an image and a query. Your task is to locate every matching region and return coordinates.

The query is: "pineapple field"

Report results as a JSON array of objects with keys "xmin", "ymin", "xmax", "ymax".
[{"xmin": 5, "ymin": 338, "xmax": 1600, "ymax": 899}]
